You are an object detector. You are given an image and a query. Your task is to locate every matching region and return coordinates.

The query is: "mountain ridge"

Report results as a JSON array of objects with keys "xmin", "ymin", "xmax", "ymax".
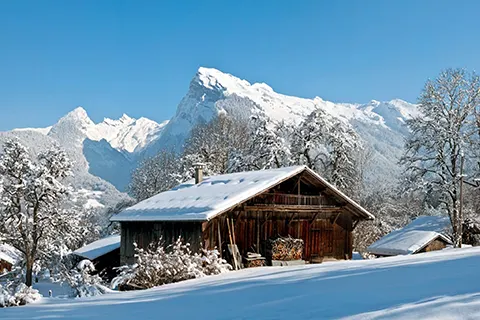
[{"xmin": 4, "ymin": 66, "xmax": 417, "ymax": 194}]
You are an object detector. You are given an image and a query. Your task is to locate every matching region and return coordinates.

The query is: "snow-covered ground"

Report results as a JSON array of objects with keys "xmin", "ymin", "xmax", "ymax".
[{"xmin": 2, "ymin": 247, "xmax": 480, "ymax": 319}]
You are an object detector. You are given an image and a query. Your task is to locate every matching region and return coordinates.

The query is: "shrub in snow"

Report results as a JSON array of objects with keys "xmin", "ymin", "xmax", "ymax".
[
  {"xmin": 112, "ymin": 238, "xmax": 231, "ymax": 290},
  {"xmin": 200, "ymin": 248, "xmax": 232, "ymax": 275},
  {"xmin": 62, "ymin": 260, "xmax": 108, "ymax": 297},
  {"xmin": 0, "ymin": 280, "xmax": 41, "ymax": 308}
]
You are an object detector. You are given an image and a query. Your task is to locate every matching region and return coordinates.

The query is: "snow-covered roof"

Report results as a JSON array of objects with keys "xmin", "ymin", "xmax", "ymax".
[
  {"xmin": 0, "ymin": 244, "xmax": 22, "ymax": 265},
  {"xmin": 111, "ymin": 165, "xmax": 374, "ymax": 222},
  {"xmin": 73, "ymin": 235, "xmax": 121, "ymax": 260},
  {"xmin": 368, "ymin": 216, "xmax": 452, "ymax": 256}
]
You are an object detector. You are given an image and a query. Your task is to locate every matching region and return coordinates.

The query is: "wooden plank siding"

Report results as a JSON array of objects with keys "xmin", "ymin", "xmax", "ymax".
[
  {"xmin": 201, "ymin": 211, "xmax": 353, "ymax": 263},
  {"xmin": 418, "ymin": 238, "xmax": 448, "ymax": 254},
  {"xmin": 0, "ymin": 260, "xmax": 13, "ymax": 272},
  {"xmin": 120, "ymin": 221, "xmax": 203, "ymax": 264}
]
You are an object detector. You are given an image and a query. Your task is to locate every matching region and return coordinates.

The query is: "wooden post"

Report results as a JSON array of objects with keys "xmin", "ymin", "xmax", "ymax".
[
  {"xmin": 231, "ymin": 218, "xmax": 239, "ymax": 268},
  {"xmin": 256, "ymin": 213, "xmax": 260, "ymax": 253},
  {"xmin": 226, "ymin": 217, "xmax": 238, "ymax": 270},
  {"xmin": 459, "ymin": 153, "xmax": 464, "ymax": 248},
  {"xmin": 332, "ymin": 212, "xmax": 341, "ymax": 225},
  {"xmin": 297, "ymin": 177, "xmax": 301, "ymax": 205},
  {"xmin": 217, "ymin": 219, "xmax": 222, "ymax": 257}
]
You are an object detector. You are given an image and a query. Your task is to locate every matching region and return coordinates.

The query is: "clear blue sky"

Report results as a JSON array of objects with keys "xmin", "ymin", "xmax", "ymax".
[{"xmin": 1, "ymin": 0, "xmax": 479, "ymax": 131}]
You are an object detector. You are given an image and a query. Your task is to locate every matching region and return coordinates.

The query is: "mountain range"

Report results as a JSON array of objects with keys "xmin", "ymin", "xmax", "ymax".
[{"xmin": 1, "ymin": 67, "xmax": 417, "ymax": 206}]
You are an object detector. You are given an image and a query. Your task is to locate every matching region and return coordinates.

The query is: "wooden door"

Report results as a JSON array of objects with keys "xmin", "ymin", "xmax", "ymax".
[{"xmin": 309, "ymin": 220, "xmax": 334, "ymax": 262}]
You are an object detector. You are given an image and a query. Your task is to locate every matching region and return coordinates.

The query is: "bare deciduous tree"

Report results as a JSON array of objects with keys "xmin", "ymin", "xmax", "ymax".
[{"xmin": 401, "ymin": 68, "xmax": 480, "ymax": 247}]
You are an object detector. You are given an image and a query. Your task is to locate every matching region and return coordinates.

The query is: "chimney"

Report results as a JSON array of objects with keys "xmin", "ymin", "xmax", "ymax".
[{"xmin": 194, "ymin": 163, "xmax": 205, "ymax": 184}]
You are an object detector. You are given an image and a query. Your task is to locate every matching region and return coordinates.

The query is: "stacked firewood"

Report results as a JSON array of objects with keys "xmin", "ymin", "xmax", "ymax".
[
  {"xmin": 270, "ymin": 236, "xmax": 304, "ymax": 261},
  {"xmin": 244, "ymin": 252, "xmax": 266, "ymax": 268}
]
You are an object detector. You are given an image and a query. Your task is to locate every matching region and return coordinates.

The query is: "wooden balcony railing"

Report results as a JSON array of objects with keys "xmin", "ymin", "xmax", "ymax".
[{"xmin": 251, "ymin": 193, "xmax": 328, "ymax": 206}]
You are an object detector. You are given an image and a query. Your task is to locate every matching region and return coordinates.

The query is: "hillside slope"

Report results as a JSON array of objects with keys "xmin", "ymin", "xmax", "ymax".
[{"xmin": 2, "ymin": 247, "xmax": 479, "ymax": 319}]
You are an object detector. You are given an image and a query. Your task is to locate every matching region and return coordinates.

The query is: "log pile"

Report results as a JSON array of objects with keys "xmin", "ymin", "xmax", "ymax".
[
  {"xmin": 245, "ymin": 258, "xmax": 266, "ymax": 268},
  {"xmin": 270, "ymin": 236, "xmax": 304, "ymax": 261},
  {"xmin": 244, "ymin": 252, "xmax": 266, "ymax": 268}
]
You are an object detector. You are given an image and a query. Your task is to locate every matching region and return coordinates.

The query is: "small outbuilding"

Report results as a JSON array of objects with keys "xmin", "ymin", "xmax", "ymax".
[
  {"xmin": 0, "ymin": 244, "xmax": 22, "ymax": 273},
  {"xmin": 367, "ymin": 215, "xmax": 452, "ymax": 257},
  {"xmin": 72, "ymin": 235, "xmax": 121, "ymax": 279},
  {"xmin": 111, "ymin": 165, "xmax": 375, "ymax": 265}
]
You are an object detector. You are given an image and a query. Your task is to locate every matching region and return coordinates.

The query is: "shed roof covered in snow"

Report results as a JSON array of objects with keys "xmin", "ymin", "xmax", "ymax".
[
  {"xmin": 367, "ymin": 216, "xmax": 452, "ymax": 256},
  {"xmin": 0, "ymin": 244, "xmax": 22, "ymax": 265},
  {"xmin": 111, "ymin": 165, "xmax": 374, "ymax": 222},
  {"xmin": 73, "ymin": 235, "xmax": 121, "ymax": 260}
]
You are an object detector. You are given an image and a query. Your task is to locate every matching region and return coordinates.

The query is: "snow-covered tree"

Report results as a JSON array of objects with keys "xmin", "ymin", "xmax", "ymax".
[
  {"xmin": 230, "ymin": 115, "xmax": 290, "ymax": 171},
  {"xmin": 181, "ymin": 113, "xmax": 248, "ymax": 177},
  {"xmin": 290, "ymin": 108, "xmax": 362, "ymax": 194},
  {"xmin": 0, "ymin": 281, "xmax": 41, "ymax": 308},
  {"xmin": 62, "ymin": 259, "xmax": 108, "ymax": 297},
  {"xmin": 401, "ymin": 69, "xmax": 480, "ymax": 247},
  {"xmin": 0, "ymin": 140, "xmax": 76, "ymax": 286},
  {"xmin": 324, "ymin": 117, "xmax": 362, "ymax": 195},
  {"xmin": 129, "ymin": 150, "xmax": 181, "ymax": 201}
]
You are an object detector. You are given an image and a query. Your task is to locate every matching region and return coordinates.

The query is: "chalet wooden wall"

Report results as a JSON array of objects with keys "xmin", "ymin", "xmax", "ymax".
[
  {"xmin": 202, "ymin": 211, "xmax": 353, "ymax": 262},
  {"xmin": 418, "ymin": 238, "xmax": 448, "ymax": 253},
  {"xmin": 120, "ymin": 221, "xmax": 203, "ymax": 264},
  {"xmin": 0, "ymin": 260, "xmax": 12, "ymax": 272},
  {"xmin": 94, "ymin": 248, "xmax": 120, "ymax": 280}
]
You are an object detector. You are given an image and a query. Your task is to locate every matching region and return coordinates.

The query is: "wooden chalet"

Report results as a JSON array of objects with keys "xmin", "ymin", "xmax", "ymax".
[{"xmin": 111, "ymin": 165, "xmax": 375, "ymax": 265}]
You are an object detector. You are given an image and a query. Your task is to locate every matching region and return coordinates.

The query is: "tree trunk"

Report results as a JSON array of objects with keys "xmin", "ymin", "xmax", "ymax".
[
  {"xmin": 452, "ymin": 205, "xmax": 462, "ymax": 248},
  {"xmin": 25, "ymin": 256, "xmax": 34, "ymax": 287}
]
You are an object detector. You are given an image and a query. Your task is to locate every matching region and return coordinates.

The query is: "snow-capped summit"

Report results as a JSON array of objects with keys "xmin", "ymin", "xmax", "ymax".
[
  {"xmin": 103, "ymin": 114, "xmax": 136, "ymax": 127},
  {"xmin": 154, "ymin": 67, "xmax": 417, "ymax": 148},
  {"xmin": 61, "ymin": 107, "xmax": 95, "ymax": 128},
  {"xmin": 66, "ymin": 106, "xmax": 90, "ymax": 119},
  {"xmin": 188, "ymin": 67, "xmax": 417, "ymax": 128},
  {"xmin": 48, "ymin": 107, "xmax": 168, "ymax": 154}
]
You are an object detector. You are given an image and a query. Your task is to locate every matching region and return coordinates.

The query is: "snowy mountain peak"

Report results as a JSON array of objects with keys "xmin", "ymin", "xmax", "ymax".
[
  {"xmin": 46, "ymin": 107, "xmax": 168, "ymax": 154},
  {"xmin": 64, "ymin": 106, "xmax": 93, "ymax": 124},
  {"xmin": 196, "ymin": 67, "xmax": 251, "ymax": 93},
  {"xmin": 120, "ymin": 113, "xmax": 134, "ymax": 123},
  {"xmin": 49, "ymin": 106, "xmax": 95, "ymax": 141},
  {"xmin": 102, "ymin": 114, "xmax": 136, "ymax": 127}
]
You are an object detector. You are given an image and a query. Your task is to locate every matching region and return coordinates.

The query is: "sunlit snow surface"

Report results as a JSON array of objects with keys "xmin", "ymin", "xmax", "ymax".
[
  {"xmin": 0, "ymin": 244, "xmax": 21, "ymax": 266},
  {"xmin": 2, "ymin": 247, "xmax": 480, "ymax": 319},
  {"xmin": 73, "ymin": 235, "xmax": 120, "ymax": 260}
]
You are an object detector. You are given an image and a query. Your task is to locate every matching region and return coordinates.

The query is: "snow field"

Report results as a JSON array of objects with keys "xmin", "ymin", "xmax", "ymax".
[{"xmin": 1, "ymin": 247, "xmax": 480, "ymax": 319}]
